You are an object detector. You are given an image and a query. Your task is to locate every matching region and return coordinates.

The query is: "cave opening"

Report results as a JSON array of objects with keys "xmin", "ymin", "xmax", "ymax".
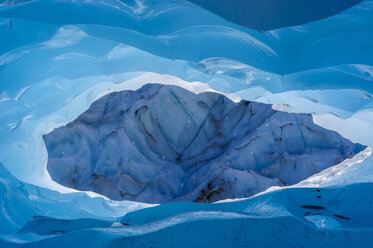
[{"xmin": 43, "ymin": 84, "xmax": 366, "ymax": 203}]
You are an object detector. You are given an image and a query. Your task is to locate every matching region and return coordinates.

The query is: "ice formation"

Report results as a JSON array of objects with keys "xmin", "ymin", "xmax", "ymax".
[
  {"xmin": 44, "ymin": 84, "xmax": 364, "ymax": 203},
  {"xmin": 188, "ymin": 0, "xmax": 363, "ymax": 31},
  {"xmin": 1, "ymin": 0, "xmax": 373, "ymax": 247}
]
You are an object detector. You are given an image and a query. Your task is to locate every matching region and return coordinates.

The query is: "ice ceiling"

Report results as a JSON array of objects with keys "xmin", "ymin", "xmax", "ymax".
[{"xmin": 1, "ymin": 0, "xmax": 373, "ymax": 247}]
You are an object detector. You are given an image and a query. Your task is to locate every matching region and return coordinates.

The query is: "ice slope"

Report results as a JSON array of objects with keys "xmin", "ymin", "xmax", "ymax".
[
  {"xmin": 0, "ymin": 0, "xmax": 373, "ymax": 247},
  {"xmin": 0, "ymin": 161, "xmax": 149, "ymax": 236},
  {"xmin": 1, "ymin": 181, "xmax": 373, "ymax": 247}
]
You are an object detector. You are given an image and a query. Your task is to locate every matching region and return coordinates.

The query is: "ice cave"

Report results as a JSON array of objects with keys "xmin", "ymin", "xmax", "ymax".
[{"xmin": 1, "ymin": 0, "xmax": 373, "ymax": 247}]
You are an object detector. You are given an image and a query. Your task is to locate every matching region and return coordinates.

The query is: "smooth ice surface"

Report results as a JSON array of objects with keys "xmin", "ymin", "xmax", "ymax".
[
  {"xmin": 0, "ymin": 161, "xmax": 150, "ymax": 236},
  {"xmin": 2, "ymin": 181, "xmax": 373, "ymax": 247},
  {"xmin": 188, "ymin": 0, "xmax": 363, "ymax": 31},
  {"xmin": 1, "ymin": 0, "xmax": 373, "ymax": 247},
  {"xmin": 44, "ymin": 84, "xmax": 364, "ymax": 203}
]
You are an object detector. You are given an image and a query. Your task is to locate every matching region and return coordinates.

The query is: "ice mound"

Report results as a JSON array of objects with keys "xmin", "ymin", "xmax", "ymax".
[{"xmin": 44, "ymin": 84, "xmax": 365, "ymax": 203}]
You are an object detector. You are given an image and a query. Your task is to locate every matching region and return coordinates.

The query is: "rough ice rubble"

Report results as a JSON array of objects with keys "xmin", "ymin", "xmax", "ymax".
[
  {"xmin": 0, "ymin": 0, "xmax": 373, "ymax": 247},
  {"xmin": 44, "ymin": 84, "xmax": 364, "ymax": 203}
]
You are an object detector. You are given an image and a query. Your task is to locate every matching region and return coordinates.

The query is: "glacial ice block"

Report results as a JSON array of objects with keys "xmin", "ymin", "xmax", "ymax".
[{"xmin": 43, "ymin": 84, "xmax": 366, "ymax": 203}]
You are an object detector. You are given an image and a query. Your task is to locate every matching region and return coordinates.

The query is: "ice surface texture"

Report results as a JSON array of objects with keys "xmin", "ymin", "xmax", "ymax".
[{"xmin": 44, "ymin": 84, "xmax": 365, "ymax": 203}]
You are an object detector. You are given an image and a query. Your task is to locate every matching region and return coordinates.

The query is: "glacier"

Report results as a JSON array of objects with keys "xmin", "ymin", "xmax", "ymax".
[
  {"xmin": 1, "ymin": 0, "xmax": 373, "ymax": 247},
  {"xmin": 44, "ymin": 84, "xmax": 364, "ymax": 203}
]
